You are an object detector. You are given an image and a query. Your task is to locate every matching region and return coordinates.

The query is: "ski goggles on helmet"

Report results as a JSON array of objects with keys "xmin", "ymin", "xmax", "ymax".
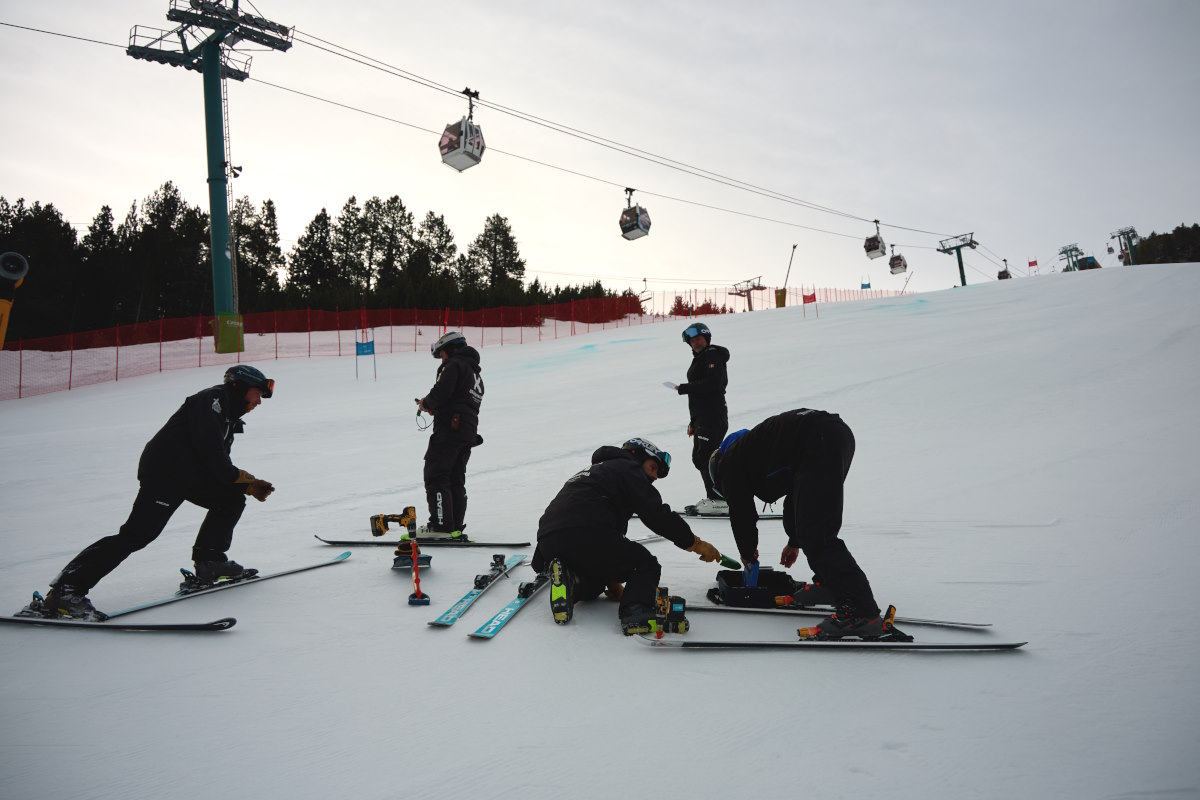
[
  {"xmin": 681, "ymin": 323, "xmax": 711, "ymax": 343},
  {"xmin": 623, "ymin": 437, "xmax": 671, "ymax": 478}
]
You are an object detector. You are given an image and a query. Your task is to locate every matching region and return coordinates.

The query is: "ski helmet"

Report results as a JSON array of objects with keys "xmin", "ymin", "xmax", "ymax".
[
  {"xmin": 681, "ymin": 322, "xmax": 712, "ymax": 344},
  {"xmin": 224, "ymin": 364, "xmax": 274, "ymax": 398},
  {"xmin": 431, "ymin": 330, "xmax": 468, "ymax": 358},
  {"xmin": 622, "ymin": 437, "xmax": 671, "ymax": 478}
]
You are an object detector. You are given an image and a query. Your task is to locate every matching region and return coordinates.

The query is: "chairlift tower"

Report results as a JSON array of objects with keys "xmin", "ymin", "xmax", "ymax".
[
  {"xmin": 731, "ymin": 276, "xmax": 763, "ymax": 311},
  {"xmin": 937, "ymin": 233, "xmax": 977, "ymax": 287},
  {"xmin": 1058, "ymin": 243, "xmax": 1084, "ymax": 272},
  {"xmin": 1110, "ymin": 226, "xmax": 1139, "ymax": 266},
  {"xmin": 127, "ymin": 0, "xmax": 292, "ymax": 344}
]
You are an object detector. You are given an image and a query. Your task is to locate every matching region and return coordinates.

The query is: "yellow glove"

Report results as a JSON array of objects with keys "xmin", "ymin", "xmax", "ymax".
[
  {"xmin": 687, "ymin": 536, "xmax": 720, "ymax": 563},
  {"xmin": 234, "ymin": 469, "xmax": 257, "ymax": 484}
]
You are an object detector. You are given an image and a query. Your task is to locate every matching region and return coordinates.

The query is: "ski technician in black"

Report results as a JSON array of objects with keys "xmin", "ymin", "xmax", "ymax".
[
  {"xmin": 41, "ymin": 365, "xmax": 277, "ymax": 618},
  {"xmin": 675, "ymin": 322, "xmax": 730, "ymax": 503},
  {"xmin": 532, "ymin": 438, "xmax": 721, "ymax": 628},
  {"xmin": 707, "ymin": 408, "xmax": 881, "ymax": 619},
  {"xmin": 416, "ymin": 331, "xmax": 484, "ymax": 535}
]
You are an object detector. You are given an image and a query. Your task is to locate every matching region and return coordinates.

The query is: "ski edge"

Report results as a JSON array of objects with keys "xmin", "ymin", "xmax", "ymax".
[
  {"xmin": 635, "ymin": 635, "xmax": 1026, "ymax": 651},
  {"xmin": 689, "ymin": 603, "xmax": 992, "ymax": 629},
  {"xmin": 314, "ymin": 535, "xmax": 530, "ymax": 548},
  {"xmin": 106, "ymin": 551, "xmax": 352, "ymax": 619},
  {"xmin": 1, "ymin": 615, "xmax": 237, "ymax": 631}
]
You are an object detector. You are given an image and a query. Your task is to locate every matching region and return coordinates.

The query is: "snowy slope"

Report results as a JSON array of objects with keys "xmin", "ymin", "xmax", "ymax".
[{"xmin": 2, "ymin": 264, "xmax": 1198, "ymax": 799}]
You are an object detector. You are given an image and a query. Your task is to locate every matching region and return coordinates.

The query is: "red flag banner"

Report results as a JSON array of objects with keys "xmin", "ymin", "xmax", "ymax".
[
  {"xmin": 802, "ymin": 291, "xmax": 816, "ymax": 305},
  {"xmin": 1028, "ymin": 259, "xmax": 1038, "ymax": 268}
]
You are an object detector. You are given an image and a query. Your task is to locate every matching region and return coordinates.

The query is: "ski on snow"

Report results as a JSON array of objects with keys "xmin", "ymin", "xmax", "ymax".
[
  {"xmin": 103, "ymin": 550, "xmax": 352, "ymax": 619},
  {"xmin": 468, "ymin": 573, "xmax": 549, "ymax": 639},
  {"xmin": 1, "ymin": 613, "xmax": 236, "ymax": 632},
  {"xmin": 314, "ymin": 534, "xmax": 530, "ymax": 548},
  {"xmin": 428, "ymin": 554, "xmax": 526, "ymax": 627},
  {"xmin": 689, "ymin": 603, "xmax": 991, "ymax": 629},
  {"xmin": 636, "ymin": 635, "xmax": 1025, "ymax": 652}
]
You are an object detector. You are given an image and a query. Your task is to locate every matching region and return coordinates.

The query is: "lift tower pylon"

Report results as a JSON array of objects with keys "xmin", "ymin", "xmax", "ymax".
[{"xmin": 128, "ymin": 1, "xmax": 292, "ymax": 351}]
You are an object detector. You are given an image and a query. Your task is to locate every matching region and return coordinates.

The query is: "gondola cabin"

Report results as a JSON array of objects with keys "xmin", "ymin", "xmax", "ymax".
[
  {"xmin": 439, "ymin": 117, "xmax": 485, "ymax": 172},
  {"xmin": 864, "ymin": 234, "xmax": 886, "ymax": 259},
  {"xmin": 997, "ymin": 268, "xmax": 1012, "ymax": 280},
  {"xmin": 888, "ymin": 253, "xmax": 907, "ymax": 274},
  {"xmin": 619, "ymin": 204, "xmax": 651, "ymax": 240}
]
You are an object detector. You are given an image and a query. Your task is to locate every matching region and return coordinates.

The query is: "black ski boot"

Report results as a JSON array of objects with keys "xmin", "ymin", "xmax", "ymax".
[
  {"xmin": 192, "ymin": 559, "xmax": 258, "ymax": 584},
  {"xmin": 39, "ymin": 586, "xmax": 109, "ymax": 621},
  {"xmin": 798, "ymin": 604, "xmax": 912, "ymax": 642},
  {"xmin": 620, "ymin": 603, "xmax": 657, "ymax": 636},
  {"xmin": 787, "ymin": 579, "xmax": 836, "ymax": 608}
]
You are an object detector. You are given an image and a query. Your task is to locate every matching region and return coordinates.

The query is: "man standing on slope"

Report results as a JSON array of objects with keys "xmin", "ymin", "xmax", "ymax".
[
  {"xmin": 708, "ymin": 409, "xmax": 907, "ymax": 641},
  {"xmin": 673, "ymin": 322, "xmax": 730, "ymax": 515},
  {"xmin": 413, "ymin": 330, "xmax": 484, "ymax": 540},
  {"xmin": 21, "ymin": 365, "xmax": 277, "ymax": 621},
  {"xmin": 532, "ymin": 437, "xmax": 722, "ymax": 635}
]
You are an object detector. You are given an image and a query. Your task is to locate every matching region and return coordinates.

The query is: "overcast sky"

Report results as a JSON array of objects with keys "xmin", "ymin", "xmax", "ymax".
[{"xmin": 2, "ymin": 1, "xmax": 1197, "ymax": 295}]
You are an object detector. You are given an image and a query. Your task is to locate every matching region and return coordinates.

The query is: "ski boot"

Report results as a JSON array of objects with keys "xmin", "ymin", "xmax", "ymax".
[
  {"xmin": 548, "ymin": 558, "xmax": 576, "ymax": 624},
  {"xmin": 620, "ymin": 603, "xmax": 658, "ymax": 636},
  {"xmin": 798, "ymin": 605, "xmax": 912, "ymax": 642},
  {"xmin": 180, "ymin": 560, "xmax": 259, "ymax": 593},
  {"xmin": 37, "ymin": 586, "xmax": 109, "ymax": 621},
  {"xmin": 404, "ymin": 524, "xmax": 469, "ymax": 542},
  {"xmin": 693, "ymin": 497, "xmax": 729, "ymax": 516},
  {"xmin": 781, "ymin": 579, "xmax": 836, "ymax": 608}
]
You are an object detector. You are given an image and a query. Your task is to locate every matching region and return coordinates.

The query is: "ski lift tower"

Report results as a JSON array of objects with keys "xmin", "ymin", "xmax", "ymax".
[
  {"xmin": 731, "ymin": 276, "xmax": 763, "ymax": 311},
  {"xmin": 1111, "ymin": 226, "xmax": 1139, "ymax": 265},
  {"xmin": 937, "ymin": 233, "xmax": 977, "ymax": 287},
  {"xmin": 127, "ymin": 0, "xmax": 292, "ymax": 351},
  {"xmin": 1058, "ymin": 243, "xmax": 1084, "ymax": 272}
]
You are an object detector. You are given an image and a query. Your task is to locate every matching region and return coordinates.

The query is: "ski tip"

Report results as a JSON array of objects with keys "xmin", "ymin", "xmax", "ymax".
[
  {"xmin": 214, "ymin": 617, "xmax": 238, "ymax": 630},
  {"xmin": 334, "ymin": 551, "xmax": 352, "ymax": 561}
]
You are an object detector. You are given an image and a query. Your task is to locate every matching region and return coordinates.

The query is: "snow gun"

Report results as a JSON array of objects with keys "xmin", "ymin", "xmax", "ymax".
[{"xmin": 0, "ymin": 252, "xmax": 29, "ymax": 349}]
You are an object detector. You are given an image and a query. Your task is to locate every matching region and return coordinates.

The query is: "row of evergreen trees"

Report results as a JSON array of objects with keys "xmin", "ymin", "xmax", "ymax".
[
  {"xmin": 1129, "ymin": 224, "xmax": 1200, "ymax": 265},
  {"xmin": 0, "ymin": 183, "xmax": 628, "ymax": 340}
]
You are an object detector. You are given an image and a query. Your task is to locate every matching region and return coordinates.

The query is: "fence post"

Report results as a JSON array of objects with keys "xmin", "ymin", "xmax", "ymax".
[
  {"xmin": 159, "ymin": 318, "xmax": 163, "ymax": 372},
  {"xmin": 68, "ymin": 333, "xmax": 74, "ymax": 391},
  {"xmin": 115, "ymin": 324, "xmax": 120, "ymax": 382}
]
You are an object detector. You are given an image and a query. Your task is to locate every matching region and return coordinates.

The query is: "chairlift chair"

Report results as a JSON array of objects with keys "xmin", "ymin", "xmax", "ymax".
[
  {"xmin": 619, "ymin": 188, "xmax": 651, "ymax": 240},
  {"xmin": 439, "ymin": 88, "xmax": 485, "ymax": 172},
  {"xmin": 864, "ymin": 219, "xmax": 886, "ymax": 259},
  {"xmin": 887, "ymin": 244, "xmax": 907, "ymax": 275}
]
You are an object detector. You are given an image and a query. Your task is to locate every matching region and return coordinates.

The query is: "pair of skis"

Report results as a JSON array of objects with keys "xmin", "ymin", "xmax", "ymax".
[
  {"xmin": 423, "ymin": 553, "xmax": 547, "ymax": 639},
  {"xmin": 3, "ymin": 551, "xmax": 352, "ymax": 633}
]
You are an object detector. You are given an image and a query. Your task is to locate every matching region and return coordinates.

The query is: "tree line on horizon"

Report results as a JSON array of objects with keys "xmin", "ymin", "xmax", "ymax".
[{"xmin": 0, "ymin": 183, "xmax": 633, "ymax": 341}]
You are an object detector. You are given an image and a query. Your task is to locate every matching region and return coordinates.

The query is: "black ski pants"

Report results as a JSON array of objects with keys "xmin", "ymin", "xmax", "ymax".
[
  {"xmin": 53, "ymin": 481, "xmax": 246, "ymax": 594},
  {"xmin": 534, "ymin": 530, "xmax": 661, "ymax": 620},
  {"xmin": 691, "ymin": 424, "xmax": 727, "ymax": 499},
  {"xmin": 782, "ymin": 417, "xmax": 880, "ymax": 617},
  {"xmin": 423, "ymin": 434, "xmax": 473, "ymax": 531}
]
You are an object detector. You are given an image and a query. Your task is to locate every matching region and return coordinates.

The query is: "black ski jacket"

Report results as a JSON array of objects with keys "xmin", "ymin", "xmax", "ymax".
[
  {"xmin": 716, "ymin": 409, "xmax": 846, "ymax": 554},
  {"xmin": 137, "ymin": 383, "xmax": 245, "ymax": 489},
  {"xmin": 421, "ymin": 345, "xmax": 484, "ymax": 441},
  {"xmin": 536, "ymin": 446, "xmax": 695, "ymax": 548},
  {"xmin": 677, "ymin": 343, "xmax": 729, "ymax": 431}
]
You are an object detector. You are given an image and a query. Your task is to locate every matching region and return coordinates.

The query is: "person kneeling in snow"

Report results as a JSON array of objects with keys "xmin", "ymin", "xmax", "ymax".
[{"xmin": 532, "ymin": 437, "xmax": 720, "ymax": 635}]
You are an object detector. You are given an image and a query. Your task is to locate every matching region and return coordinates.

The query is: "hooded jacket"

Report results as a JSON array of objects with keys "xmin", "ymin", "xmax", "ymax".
[
  {"xmin": 536, "ymin": 446, "xmax": 694, "ymax": 548},
  {"xmin": 422, "ymin": 345, "xmax": 484, "ymax": 440}
]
